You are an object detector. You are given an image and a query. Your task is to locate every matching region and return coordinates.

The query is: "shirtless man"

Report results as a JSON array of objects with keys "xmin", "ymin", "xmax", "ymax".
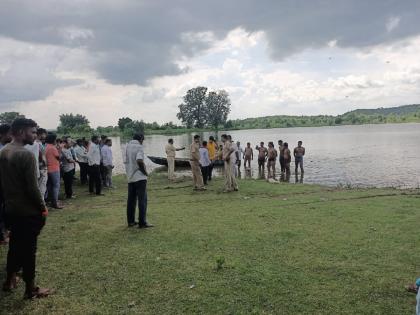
[
  {"xmin": 293, "ymin": 141, "xmax": 305, "ymax": 175},
  {"xmin": 267, "ymin": 142, "xmax": 278, "ymax": 179},
  {"xmin": 278, "ymin": 140, "xmax": 285, "ymax": 174},
  {"xmin": 255, "ymin": 142, "xmax": 268, "ymax": 174},
  {"xmin": 243, "ymin": 142, "xmax": 253, "ymax": 169},
  {"xmin": 283, "ymin": 142, "xmax": 291, "ymax": 177}
]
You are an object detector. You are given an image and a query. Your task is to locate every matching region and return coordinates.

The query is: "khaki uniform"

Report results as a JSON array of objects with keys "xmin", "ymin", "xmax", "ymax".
[
  {"xmin": 165, "ymin": 143, "xmax": 176, "ymax": 180},
  {"xmin": 222, "ymin": 141, "xmax": 238, "ymax": 191},
  {"xmin": 190, "ymin": 142, "xmax": 204, "ymax": 189}
]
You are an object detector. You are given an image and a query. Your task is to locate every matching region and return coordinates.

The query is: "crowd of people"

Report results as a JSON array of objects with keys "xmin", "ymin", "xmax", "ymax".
[
  {"xmin": 0, "ymin": 118, "xmax": 153, "ymax": 300},
  {"xmin": 166, "ymin": 135, "xmax": 306, "ymax": 191}
]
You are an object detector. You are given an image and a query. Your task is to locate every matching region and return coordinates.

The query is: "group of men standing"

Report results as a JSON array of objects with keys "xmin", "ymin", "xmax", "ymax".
[{"xmin": 166, "ymin": 135, "xmax": 305, "ymax": 188}]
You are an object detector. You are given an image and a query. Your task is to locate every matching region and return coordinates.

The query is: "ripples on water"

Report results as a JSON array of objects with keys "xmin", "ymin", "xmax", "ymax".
[{"xmin": 109, "ymin": 123, "xmax": 420, "ymax": 188}]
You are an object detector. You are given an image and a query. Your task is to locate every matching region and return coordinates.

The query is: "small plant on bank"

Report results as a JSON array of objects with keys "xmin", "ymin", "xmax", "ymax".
[{"xmin": 215, "ymin": 256, "xmax": 226, "ymax": 271}]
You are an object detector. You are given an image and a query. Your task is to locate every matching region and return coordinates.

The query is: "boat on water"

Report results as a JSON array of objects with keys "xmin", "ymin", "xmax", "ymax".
[{"xmin": 148, "ymin": 156, "xmax": 224, "ymax": 167}]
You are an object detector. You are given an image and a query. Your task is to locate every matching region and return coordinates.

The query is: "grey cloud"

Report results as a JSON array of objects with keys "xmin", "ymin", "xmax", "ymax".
[{"xmin": 1, "ymin": 0, "xmax": 420, "ymax": 87}]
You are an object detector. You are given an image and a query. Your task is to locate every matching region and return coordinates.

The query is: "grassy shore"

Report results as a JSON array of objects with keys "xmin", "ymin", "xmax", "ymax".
[{"xmin": 1, "ymin": 174, "xmax": 419, "ymax": 314}]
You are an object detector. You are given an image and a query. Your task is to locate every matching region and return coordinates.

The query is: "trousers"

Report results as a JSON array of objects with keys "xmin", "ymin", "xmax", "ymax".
[
  {"xmin": 89, "ymin": 165, "xmax": 102, "ymax": 195},
  {"xmin": 167, "ymin": 157, "xmax": 175, "ymax": 180},
  {"xmin": 7, "ymin": 215, "xmax": 45, "ymax": 284},
  {"xmin": 190, "ymin": 161, "xmax": 204, "ymax": 189},
  {"xmin": 127, "ymin": 180, "xmax": 148, "ymax": 225}
]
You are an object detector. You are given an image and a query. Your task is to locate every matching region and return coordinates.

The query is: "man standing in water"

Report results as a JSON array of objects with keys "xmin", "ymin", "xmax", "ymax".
[
  {"xmin": 0, "ymin": 118, "xmax": 50, "ymax": 299},
  {"xmin": 165, "ymin": 139, "xmax": 185, "ymax": 181},
  {"xmin": 190, "ymin": 135, "xmax": 205, "ymax": 191},
  {"xmin": 294, "ymin": 141, "xmax": 305, "ymax": 175},
  {"xmin": 267, "ymin": 142, "xmax": 278, "ymax": 179},
  {"xmin": 283, "ymin": 142, "xmax": 292, "ymax": 180},
  {"xmin": 243, "ymin": 142, "xmax": 253, "ymax": 169},
  {"xmin": 278, "ymin": 140, "xmax": 285, "ymax": 174},
  {"xmin": 222, "ymin": 134, "xmax": 238, "ymax": 192},
  {"xmin": 256, "ymin": 142, "xmax": 268, "ymax": 176},
  {"xmin": 124, "ymin": 133, "xmax": 153, "ymax": 228}
]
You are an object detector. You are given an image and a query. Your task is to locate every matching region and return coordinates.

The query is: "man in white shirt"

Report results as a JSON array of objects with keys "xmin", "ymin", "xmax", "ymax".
[
  {"xmin": 101, "ymin": 139, "xmax": 114, "ymax": 188},
  {"xmin": 229, "ymin": 136, "xmax": 239, "ymax": 178},
  {"xmin": 74, "ymin": 139, "xmax": 89, "ymax": 185},
  {"xmin": 61, "ymin": 138, "xmax": 76, "ymax": 199},
  {"xmin": 123, "ymin": 133, "xmax": 153, "ymax": 228},
  {"xmin": 87, "ymin": 135, "xmax": 102, "ymax": 195}
]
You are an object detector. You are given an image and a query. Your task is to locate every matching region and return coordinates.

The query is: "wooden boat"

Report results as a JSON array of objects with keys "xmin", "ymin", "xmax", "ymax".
[{"xmin": 148, "ymin": 156, "xmax": 224, "ymax": 167}]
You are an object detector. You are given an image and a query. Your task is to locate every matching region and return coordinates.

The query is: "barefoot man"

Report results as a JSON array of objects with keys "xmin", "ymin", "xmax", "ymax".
[
  {"xmin": 222, "ymin": 134, "xmax": 238, "ymax": 192},
  {"xmin": 0, "ymin": 118, "xmax": 50, "ymax": 299},
  {"xmin": 256, "ymin": 142, "xmax": 268, "ymax": 175},
  {"xmin": 243, "ymin": 142, "xmax": 253, "ymax": 169},
  {"xmin": 294, "ymin": 141, "xmax": 305, "ymax": 175},
  {"xmin": 267, "ymin": 141, "xmax": 278, "ymax": 179}
]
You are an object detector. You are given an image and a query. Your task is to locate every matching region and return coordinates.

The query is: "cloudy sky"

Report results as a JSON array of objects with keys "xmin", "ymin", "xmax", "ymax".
[{"xmin": 1, "ymin": 0, "xmax": 420, "ymax": 128}]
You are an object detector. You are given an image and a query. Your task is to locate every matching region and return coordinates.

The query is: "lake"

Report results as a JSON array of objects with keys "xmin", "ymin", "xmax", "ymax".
[{"xmin": 109, "ymin": 123, "xmax": 420, "ymax": 188}]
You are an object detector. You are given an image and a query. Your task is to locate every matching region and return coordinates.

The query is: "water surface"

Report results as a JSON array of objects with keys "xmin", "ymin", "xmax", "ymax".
[{"xmin": 110, "ymin": 123, "xmax": 420, "ymax": 188}]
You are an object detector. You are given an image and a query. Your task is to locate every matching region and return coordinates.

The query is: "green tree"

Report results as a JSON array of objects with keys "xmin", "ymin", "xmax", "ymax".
[
  {"xmin": 205, "ymin": 90, "xmax": 231, "ymax": 130},
  {"xmin": 118, "ymin": 117, "xmax": 133, "ymax": 131},
  {"xmin": 0, "ymin": 112, "xmax": 25, "ymax": 124},
  {"xmin": 177, "ymin": 86, "xmax": 208, "ymax": 128},
  {"xmin": 57, "ymin": 113, "xmax": 91, "ymax": 134}
]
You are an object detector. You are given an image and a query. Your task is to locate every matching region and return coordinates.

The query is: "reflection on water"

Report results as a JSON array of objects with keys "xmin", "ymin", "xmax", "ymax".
[{"xmin": 109, "ymin": 122, "xmax": 420, "ymax": 188}]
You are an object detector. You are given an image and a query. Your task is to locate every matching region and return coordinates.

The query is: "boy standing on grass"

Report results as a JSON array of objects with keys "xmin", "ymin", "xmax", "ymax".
[
  {"xmin": 199, "ymin": 141, "xmax": 211, "ymax": 186},
  {"xmin": 0, "ymin": 118, "xmax": 51, "ymax": 299}
]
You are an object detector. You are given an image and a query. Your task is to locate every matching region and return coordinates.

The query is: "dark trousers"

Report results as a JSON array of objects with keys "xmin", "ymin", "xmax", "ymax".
[
  {"xmin": 63, "ymin": 169, "xmax": 74, "ymax": 198},
  {"xmin": 88, "ymin": 165, "xmax": 102, "ymax": 195},
  {"xmin": 79, "ymin": 162, "xmax": 89, "ymax": 185},
  {"xmin": 279, "ymin": 156, "xmax": 285, "ymax": 173},
  {"xmin": 100, "ymin": 163, "xmax": 107, "ymax": 186},
  {"xmin": 0, "ymin": 199, "xmax": 5, "ymax": 242},
  {"xmin": 201, "ymin": 166, "xmax": 209, "ymax": 185},
  {"xmin": 127, "ymin": 180, "xmax": 148, "ymax": 225},
  {"xmin": 208, "ymin": 162, "xmax": 214, "ymax": 181},
  {"xmin": 7, "ymin": 216, "xmax": 45, "ymax": 284}
]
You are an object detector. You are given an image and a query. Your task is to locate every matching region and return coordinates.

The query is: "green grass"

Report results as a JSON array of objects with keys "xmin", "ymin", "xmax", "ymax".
[{"xmin": 1, "ymin": 174, "xmax": 419, "ymax": 314}]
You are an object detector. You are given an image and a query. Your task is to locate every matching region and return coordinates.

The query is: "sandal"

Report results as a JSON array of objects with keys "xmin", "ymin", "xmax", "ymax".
[
  {"xmin": 24, "ymin": 287, "xmax": 52, "ymax": 300},
  {"xmin": 405, "ymin": 284, "xmax": 418, "ymax": 294}
]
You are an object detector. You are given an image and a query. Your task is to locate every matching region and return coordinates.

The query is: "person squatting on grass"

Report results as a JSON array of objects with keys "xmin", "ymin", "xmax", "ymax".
[
  {"xmin": 124, "ymin": 133, "xmax": 153, "ymax": 228},
  {"xmin": 0, "ymin": 118, "xmax": 51, "ymax": 299}
]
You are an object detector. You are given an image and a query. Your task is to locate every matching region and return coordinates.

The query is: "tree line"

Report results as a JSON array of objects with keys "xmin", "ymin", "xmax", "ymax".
[{"xmin": 1, "ymin": 100, "xmax": 419, "ymax": 137}]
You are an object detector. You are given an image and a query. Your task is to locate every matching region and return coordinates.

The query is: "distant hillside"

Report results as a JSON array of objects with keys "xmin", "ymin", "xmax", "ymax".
[
  {"xmin": 344, "ymin": 104, "xmax": 420, "ymax": 116},
  {"xmin": 226, "ymin": 104, "xmax": 420, "ymax": 130}
]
